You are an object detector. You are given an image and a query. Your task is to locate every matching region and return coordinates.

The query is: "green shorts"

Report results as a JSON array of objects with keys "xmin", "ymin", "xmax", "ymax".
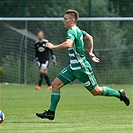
[{"xmin": 57, "ymin": 65, "xmax": 98, "ymax": 91}]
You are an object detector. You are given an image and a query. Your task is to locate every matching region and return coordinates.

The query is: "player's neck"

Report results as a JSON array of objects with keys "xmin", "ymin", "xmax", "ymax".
[
  {"xmin": 69, "ymin": 24, "xmax": 77, "ymax": 29},
  {"xmin": 39, "ymin": 39, "xmax": 44, "ymax": 42}
]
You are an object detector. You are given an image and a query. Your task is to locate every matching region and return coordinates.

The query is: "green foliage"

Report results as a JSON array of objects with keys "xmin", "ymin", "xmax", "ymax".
[
  {"xmin": 92, "ymin": 0, "xmax": 111, "ymax": 16},
  {"xmin": 109, "ymin": 0, "xmax": 133, "ymax": 16},
  {"xmin": 0, "ymin": 0, "xmax": 133, "ymax": 17}
]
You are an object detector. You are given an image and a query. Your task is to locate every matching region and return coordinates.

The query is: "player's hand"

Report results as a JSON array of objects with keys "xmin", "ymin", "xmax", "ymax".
[
  {"xmin": 46, "ymin": 43, "xmax": 54, "ymax": 49},
  {"xmin": 36, "ymin": 61, "xmax": 40, "ymax": 67},
  {"xmin": 89, "ymin": 52, "xmax": 100, "ymax": 63},
  {"xmin": 52, "ymin": 55, "xmax": 57, "ymax": 65}
]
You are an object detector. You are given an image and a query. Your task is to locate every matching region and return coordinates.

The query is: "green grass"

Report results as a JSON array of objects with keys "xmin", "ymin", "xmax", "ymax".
[{"xmin": 0, "ymin": 85, "xmax": 132, "ymax": 133}]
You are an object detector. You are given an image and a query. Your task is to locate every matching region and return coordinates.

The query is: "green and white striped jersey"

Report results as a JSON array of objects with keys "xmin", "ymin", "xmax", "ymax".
[{"xmin": 67, "ymin": 26, "xmax": 90, "ymax": 70}]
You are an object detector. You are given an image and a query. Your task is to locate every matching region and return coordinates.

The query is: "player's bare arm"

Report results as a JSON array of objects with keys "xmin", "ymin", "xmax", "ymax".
[
  {"xmin": 84, "ymin": 33, "xmax": 100, "ymax": 63},
  {"xmin": 46, "ymin": 39, "xmax": 74, "ymax": 50}
]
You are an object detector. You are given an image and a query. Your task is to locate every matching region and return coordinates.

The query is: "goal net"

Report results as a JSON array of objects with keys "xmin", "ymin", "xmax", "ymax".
[{"xmin": 0, "ymin": 18, "xmax": 132, "ymax": 85}]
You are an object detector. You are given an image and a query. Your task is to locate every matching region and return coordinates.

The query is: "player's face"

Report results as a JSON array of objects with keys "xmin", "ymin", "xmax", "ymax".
[
  {"xmin": 63, "ymin": 14, "xmax": 73, "ymax": 29},
  {"xmin": 38, "ymin": 32, "xmax": 44, "ymax": 41}
]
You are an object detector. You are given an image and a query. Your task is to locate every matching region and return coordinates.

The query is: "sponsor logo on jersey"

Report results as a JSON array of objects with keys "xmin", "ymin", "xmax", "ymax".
[
  {"xmin": 43, "ymin": 43, "xmax": 46, "ymax": 47},
  {"xmin": 38, "ymin": 47, "xmax": 45, "ymax": 52}
]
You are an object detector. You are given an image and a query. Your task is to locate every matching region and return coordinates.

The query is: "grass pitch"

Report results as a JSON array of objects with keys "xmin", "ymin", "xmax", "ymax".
[{"xmin": 0, "ymin": 85, "xmax": 132, "ymax": 133}]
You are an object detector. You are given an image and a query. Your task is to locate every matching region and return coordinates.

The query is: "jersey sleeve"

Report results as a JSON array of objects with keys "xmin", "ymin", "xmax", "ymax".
[
  {"xmin": 81, "ymin": 30, "xmax": 87, "ymax": 37},
  {"xmin": 49, "ymin": 49, "xmax": 54, "ymax": 55},
  {"xmin": 66, "ymin": 29, "xmax": 75, "ymax": 40}
]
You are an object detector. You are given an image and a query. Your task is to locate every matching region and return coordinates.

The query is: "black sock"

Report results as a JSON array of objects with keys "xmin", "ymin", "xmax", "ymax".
[
  {"xmin": 44, "ymin": 74, "xmax": 51, "ymax": 86},
  {"xmin": 38, "ymin": 73, "xmax": 44, "ymax": 86}
]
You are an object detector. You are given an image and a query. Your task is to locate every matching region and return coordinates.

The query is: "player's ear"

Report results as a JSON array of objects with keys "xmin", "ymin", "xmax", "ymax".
[
  {"xmin": 71, "ymin": 18, "xmax": 75, "ymax": 23},
  {"xmin": 72, "ymin": 18, "xmax": 76, "ymax": 24}
]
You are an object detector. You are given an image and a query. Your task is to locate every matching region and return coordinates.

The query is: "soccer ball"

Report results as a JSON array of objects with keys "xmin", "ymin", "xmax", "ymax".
[{"xmin": 0, "ymin": 110, "xmax": 5, "ymax": 124}]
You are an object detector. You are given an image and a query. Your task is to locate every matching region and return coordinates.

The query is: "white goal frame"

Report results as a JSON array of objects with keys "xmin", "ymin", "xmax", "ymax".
[{"xmin": 0, "ymin": 17, "xmax": 133, "ymax": 21}]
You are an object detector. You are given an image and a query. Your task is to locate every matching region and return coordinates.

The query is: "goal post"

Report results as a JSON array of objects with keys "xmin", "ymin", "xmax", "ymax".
[
  {"xmin": 1, "ymin": 17, "xmax": 133, "ymax": 21},
  {"xmin": 0, "ymin": 17, "xmax": 132, "ymax": 85}
]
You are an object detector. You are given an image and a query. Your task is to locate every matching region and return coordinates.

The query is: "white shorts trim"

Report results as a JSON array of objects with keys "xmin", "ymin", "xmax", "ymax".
[{"xmin": 40, "ymin": 61, "xmax": 49, "ymax": 70}]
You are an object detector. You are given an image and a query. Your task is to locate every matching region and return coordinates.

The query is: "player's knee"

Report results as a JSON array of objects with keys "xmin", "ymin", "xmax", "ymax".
[
  {"xmin": 91, "ymin": 92, "xmax": 97, "ymax": 96},
  {"xmin": 91, "ymin": 91, "xmax": 101, "ymax": 96},
  {"xmin": 51, "ymin": 81, "xmax": 59, "ymax": 91},
  {"xmin": 40, "ymin": 69, "xmax": 47, "ymax": 74},
  {"xmin": 91, "ymin": 87, "xmax": 102, "ymax": 96}
]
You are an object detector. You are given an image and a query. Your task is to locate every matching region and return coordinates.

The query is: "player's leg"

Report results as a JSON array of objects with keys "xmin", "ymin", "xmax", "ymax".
[
  {"xmin": 40, "ymin": 68, "xmax": 51, "ymax": 90},
  {"xmin": 36, "ymin": 66, "xmax": 76, "ymax": 120},
  {"xmin": 35, "ymin": 64, "xmax": 44, "ymax": 90},
  {"xmin": 90, "ymin": 85, "xmax": 130, "ymax": 106},
  {"xmin": 42, "ymin": 61, "xmax": 52, "ymax": 90},
  {"xmin": 48, "ymin": 66, "xmax": 76, "ymax": 112},
  {"xmin": 90, "ymin": 85, "xmax": 119, "ymax": 97},
  {"xmin": 36, "ymin": 78, "xmax": 63, "ymax": 120},
  {"xmin": 36, "ymin": 61, "xmax": 51, "ymax": 90},
  {"xmin": 48, "ymin": 78, "xmax": 63, "ymax": 112},
  {"xmin": 44, "ymin": 72, "xmax": 51, "ymax": 87},
  {"xmin": 38, "ymin": 71, "xmax": 44, "ymax": 88},
  {"xmin": 36, "ymin": 68, "xmax": 49, "ymax": 90},
  {"xmin": 75, "ymin": 66, "xmax": 130, "ymax": 106},
  {"xmin": 85, "ymin": 70, "xmax": 130, "ymax": 105}
]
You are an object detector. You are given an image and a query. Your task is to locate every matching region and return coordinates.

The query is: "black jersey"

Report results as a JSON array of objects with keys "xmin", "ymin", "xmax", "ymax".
[{"xmin": 35, "ymin": 39, "xmax": 54, "ymax": 63}]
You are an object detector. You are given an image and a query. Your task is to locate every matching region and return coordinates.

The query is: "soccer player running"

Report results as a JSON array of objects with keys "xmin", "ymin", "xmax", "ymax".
[
  {"xmin": 36, "ymin": 10, "xmax": 130, "ymax": 120},
  {"xmin": 35, "ymin": 31, "xmax": 56, "ymax": 90}
]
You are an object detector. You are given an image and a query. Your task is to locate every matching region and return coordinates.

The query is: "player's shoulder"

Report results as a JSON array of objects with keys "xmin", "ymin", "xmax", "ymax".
[
  {"xmin": 42, "ymin": 39, "xmax": 49, "ymax": 43},
  {"xmin": 67, "ymin": 27, "xmax": 75, "ymax": 35},
  {"xmin": 68, "ymin": 26, "xmax": 82, "ymax": 34},
  {"xmin": 35, "ymin": 40, "xmax": 39, "ymax": 45},
  {"xmin": 72, "ymin": 27, "xmax": 87, "ymax": 36},
  {"xmin": 68, "ymin": 27, "xmax": 75, "ymax": 32}
]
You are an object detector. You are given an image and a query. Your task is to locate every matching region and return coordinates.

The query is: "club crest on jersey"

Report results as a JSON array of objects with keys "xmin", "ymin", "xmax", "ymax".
[{"xmin": 38, "ymin": 47, "xmax": 45, "ymax": 52}]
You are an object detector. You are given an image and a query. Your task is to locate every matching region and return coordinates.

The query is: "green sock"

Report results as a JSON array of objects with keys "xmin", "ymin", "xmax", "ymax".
[
  {"xmin": 49, "ymin": 92, "xmax": 60, "ymax": 112},
  {"xmin": 102, "ymin": 86, "xmax": 120, "ymax": 98}
]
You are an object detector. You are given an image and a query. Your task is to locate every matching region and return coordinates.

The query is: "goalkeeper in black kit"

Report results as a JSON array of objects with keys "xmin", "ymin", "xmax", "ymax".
[{"xmin": 35, "ymin": 31, "xmax": 56, "ymax": 90}]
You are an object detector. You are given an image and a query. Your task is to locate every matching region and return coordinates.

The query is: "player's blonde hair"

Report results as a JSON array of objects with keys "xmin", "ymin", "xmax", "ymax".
[{"xmin": 65, "ymin": 9, "xmax": 79, "ymax": 22}]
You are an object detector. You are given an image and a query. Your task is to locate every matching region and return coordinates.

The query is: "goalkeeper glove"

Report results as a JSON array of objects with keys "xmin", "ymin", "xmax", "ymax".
[
  {"xmin": 52, "ymin": 55, "xmax": 57, "ymax": 65},
  {"xmin": 36, "ymin": 60, "xmax": 40, "ymax": 67}
]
